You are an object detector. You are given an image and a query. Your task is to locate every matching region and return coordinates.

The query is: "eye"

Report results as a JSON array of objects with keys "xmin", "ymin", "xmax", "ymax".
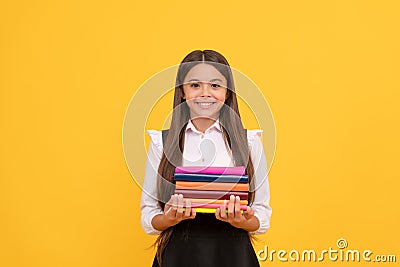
[
  {"xmin": 190, "ymin": 83, "xmax": 200, "ymax": 88},
  {"xmin": 211, "ymin": 83, "xmax": 221, "ymax": 88}
]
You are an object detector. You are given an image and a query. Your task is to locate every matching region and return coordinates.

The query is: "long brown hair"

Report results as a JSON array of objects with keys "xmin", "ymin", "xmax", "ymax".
[{"xmin": 154, "ymin": 50, "xmax": 256, "ymax": 266}]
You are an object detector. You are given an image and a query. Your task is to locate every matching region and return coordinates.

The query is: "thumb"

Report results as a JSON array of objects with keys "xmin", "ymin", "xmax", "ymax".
[
  {"xmin": 164, "ymin": 201, "xmax": 173, "ymax": 213},
  {"xmin": 164, "ymin": 194, "xmax": 175, "ymax": 212},
  {"xmin": 244, "ymin": 206, "xmax": 254, "ymax": 220}
]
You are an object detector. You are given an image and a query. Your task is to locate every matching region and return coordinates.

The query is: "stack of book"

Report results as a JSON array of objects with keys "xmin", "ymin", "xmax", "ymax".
[{"xmin": 173, "ymin": 166, "xmax": 249, "ymax": 213}]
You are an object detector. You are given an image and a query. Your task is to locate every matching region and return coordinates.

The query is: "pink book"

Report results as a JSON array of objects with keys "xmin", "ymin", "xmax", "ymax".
[
  {"xmin": 185, "ymin": 202, "xmax": 248, "ymax": 210},
  {"xmin": 174, "ymin": 189, "xmax": 248, "ymax": 200},
  {"xmin": 175, "ymin": 166, "xmax": 245, "ymax": 176}
]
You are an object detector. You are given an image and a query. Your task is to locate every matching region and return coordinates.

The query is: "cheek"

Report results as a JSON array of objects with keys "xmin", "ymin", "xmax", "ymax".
[
  {"xmin": 182, "ymin": 87, "xmax": 197, "ymax": 100},
  {"xmin": 184, "ymin": 93, "xmax": 197, "ymax": 101},
  {"xmin": 216, "ymin": 90, "xmax": 228, "ymax": 102}
]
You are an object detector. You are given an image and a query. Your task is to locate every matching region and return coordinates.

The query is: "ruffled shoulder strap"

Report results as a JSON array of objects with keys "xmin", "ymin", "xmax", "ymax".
[
  {"xmin": 145, "ymin": 130, "xmax": 163, "ymax": 150},
  {"xmin": 247, "ymin": 129, "xmax": 263, "ymax": 150}
]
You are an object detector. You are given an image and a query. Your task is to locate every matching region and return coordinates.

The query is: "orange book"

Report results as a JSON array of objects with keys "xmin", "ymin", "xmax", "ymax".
[{"xmin": 176, "ymin": 181, "xmax": 249, "ymax": 192}]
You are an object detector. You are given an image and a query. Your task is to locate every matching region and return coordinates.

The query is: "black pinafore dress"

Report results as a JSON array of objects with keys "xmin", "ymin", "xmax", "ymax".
[
  {"xmin": 151, "ymin": 213, "xmax": 260, "ymax": 267},
  {"xmin": 152, "ymin": 130, "xmax": 260, "ymax": 267}
]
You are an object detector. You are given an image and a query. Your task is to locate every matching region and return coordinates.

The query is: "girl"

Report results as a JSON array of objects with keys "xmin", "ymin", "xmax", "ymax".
[{"xmin": 140, "ymin": 50, "xmax": 272, "ymax": 267}]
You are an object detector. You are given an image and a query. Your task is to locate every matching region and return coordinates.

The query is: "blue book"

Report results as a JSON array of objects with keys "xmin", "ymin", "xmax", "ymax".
[{"xmin": 173, "ymin": 173, "xmax": 248, "ymax": 183}]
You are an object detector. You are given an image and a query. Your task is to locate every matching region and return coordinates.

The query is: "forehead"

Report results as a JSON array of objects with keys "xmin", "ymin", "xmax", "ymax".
[{"xmin": 184, "ymin": 63, "xmax": 227, "ymax": 83}]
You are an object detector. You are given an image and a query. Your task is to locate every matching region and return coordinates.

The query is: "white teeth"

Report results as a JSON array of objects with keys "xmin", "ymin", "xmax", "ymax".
[{"xmin": 197, "ymin": 102, "xmax": 214, "ymax": 107}]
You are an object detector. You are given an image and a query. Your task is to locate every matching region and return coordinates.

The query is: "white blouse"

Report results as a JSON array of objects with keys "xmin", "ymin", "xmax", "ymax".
[{"xmin": 140, "ymin": 119, "xmax": 272, "ymax": 235}]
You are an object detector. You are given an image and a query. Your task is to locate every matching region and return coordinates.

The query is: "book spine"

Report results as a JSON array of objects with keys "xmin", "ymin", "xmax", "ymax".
[
  {"xmin": 176, "ymin": 181, "xmax": 249, "ymax": 192},
  {"xmin": 174, "ymin": 189, "xmax": 248, "ymax": 200},
  {"xmin": 184, "ymin": 208, "xmax": 244, "ymax": 214},
  {"xmin": 185, "ymin": 203, "xmax": 248, "ymax": 210},
  {"xmin": 183, "ymin": 198, "xmax": 248, "ymax": 205},
  {"xmin": 173, "ymin": 173, "xmax": 248, "ymax": 183},
  {"xmin": 175, "ymin": 166, "xmax": 245, "ymax": 175}
]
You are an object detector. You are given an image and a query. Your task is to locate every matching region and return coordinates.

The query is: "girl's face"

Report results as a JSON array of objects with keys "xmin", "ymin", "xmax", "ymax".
[{"xmin": 182, "ymin": 63, "xmax": 228, "ymax": 120}]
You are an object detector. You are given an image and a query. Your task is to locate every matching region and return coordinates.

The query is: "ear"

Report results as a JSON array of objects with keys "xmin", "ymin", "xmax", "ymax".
[{"xmin": 179, "ymin": 86, "xmax": 186, "ymax": 99}]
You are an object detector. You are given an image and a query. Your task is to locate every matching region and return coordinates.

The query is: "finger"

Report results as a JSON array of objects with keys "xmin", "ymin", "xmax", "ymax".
[
  {"xmin": 189, "ymin": 208, "xmax": 196, "ymax": 219},
  {"xmin": 234, "ymin": 196, "xmax": 241, "ymax": 219},
  {"xmin": 176, "ymin": 194, "xmax": 184, "ymax": 219},
  {"xmin": 227, "ymin": 195, "xmax": 235, "ymax": 219},
  {"xmin": 164, "ymin": 203, "xmax": 171, "ymax": 213},
  {"xmin": 244, "ymin": 206, "xmax": 254, "ymax": 219},
  {"xmin": 164, "ymin": 205, "xmax": 172, "ymax": 215},
  {"xmin": 177, "ymin": 194, "xmax": 184, "ymax": 212},
  {"xmin": 172, "ymin": 194, "xmax": 178, "ymax": 208},
  {"xmin": 215, "ymin": 207, "xmax": 222, "ymax": 221},
  {"xmin": 170, "ymin": 194, "xmax": 178, "ymax": 217},
  {"xmin": 164, "ymin": 194, "xmax": 174, "ymax": 212},
  {"xmin": 219, "ymin": 200, "xmax": 227, "ymax": 219},
  {"xmin": 184, "ymin": 198, "xmax": 191, "ymax": 217},
  {"xmin": 164, "ymin": 195, "xmax": 175, "ymax": 216}
]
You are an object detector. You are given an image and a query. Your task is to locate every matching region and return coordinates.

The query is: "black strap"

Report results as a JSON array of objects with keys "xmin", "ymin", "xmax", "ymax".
[
  {"xmin": 161, "ymin": 128, "xmax": 247, "ymax": 148},
  {"xmin": 162, "ymin": 129, "xmax": 169, "ymax": 148}
]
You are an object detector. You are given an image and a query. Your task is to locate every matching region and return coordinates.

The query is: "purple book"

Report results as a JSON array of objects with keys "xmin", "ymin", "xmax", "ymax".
[{"xmin": 175, "ymin": 166, "xmax": 245, "ymax": 176}]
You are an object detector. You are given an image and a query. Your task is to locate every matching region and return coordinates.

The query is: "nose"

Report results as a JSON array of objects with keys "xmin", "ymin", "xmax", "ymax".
[{"xmin": 200, "ymin": 83, "xmax": 212, "ymax": 97}]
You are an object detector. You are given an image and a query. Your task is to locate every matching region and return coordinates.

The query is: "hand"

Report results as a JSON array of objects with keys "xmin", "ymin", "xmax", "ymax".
[
  {"xmin": 215, "ymin": 195, "xmax": 256, "ymax": 229},
  {"xmin": 163, "ymin": 194, "xmax": 196, "ymax": 227}
]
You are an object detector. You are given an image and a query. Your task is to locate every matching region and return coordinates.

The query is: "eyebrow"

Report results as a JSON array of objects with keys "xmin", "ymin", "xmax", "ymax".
[{"xmin": 187, "ymin": 78, "xmax": 224, "ymax": 83}]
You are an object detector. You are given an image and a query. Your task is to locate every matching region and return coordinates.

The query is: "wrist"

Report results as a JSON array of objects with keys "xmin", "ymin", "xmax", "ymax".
[
  {"xmin": 152, "ymin": 213, "xmax": 176, "ymax": 231},
  {"xmin": 238, "ymin": 216, "xmax": 259, "ymax": 232},
  {"xmin": 162, "ymin": 213, "xmax": 178, "ymax": 227}
]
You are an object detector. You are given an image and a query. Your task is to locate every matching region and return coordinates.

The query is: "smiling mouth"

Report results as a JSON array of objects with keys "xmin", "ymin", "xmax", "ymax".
[{"xmin": 194, "ymin": 102, "xmax": 216, "ymax": 108}]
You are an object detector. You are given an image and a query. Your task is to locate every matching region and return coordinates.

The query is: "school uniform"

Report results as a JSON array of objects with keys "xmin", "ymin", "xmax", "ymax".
[{"xmin": 141, "ymin": 119, "xmax": 272, "ymax": 267}]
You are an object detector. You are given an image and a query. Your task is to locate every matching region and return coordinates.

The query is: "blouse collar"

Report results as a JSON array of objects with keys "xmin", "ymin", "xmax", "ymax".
[{"xmin": 186, "ymin": 118, "xmax": 222, "ymax": 134}]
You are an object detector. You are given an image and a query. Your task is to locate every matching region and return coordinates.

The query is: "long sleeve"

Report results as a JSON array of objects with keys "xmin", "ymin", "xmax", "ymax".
[
  {"xmin": 140, "ymin": 130, "xmax": 164, "ymax": 235},
  {"xmin": 247, "ymin": 130, "xmax": 272, "ymax": 235}
]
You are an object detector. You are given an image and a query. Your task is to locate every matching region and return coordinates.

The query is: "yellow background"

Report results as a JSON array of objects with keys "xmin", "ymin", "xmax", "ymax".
[{"xmin": 1, "ymin": 0, "xmax": 399, "ymax": 266}]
